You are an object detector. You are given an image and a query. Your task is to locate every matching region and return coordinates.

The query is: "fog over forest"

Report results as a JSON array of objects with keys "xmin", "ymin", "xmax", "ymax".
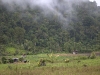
[{"xmin": 0, "ymin": 0, "xmax": 100, "ymax": 55}]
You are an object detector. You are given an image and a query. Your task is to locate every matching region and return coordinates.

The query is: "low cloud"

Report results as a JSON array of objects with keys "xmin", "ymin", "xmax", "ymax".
[{"xmin": 1, "ymin": 0, "xmax": 89, "ymax": 26}]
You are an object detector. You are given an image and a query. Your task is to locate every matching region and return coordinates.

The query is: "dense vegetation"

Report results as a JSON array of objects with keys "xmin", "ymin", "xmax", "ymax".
[{"xmin": 0, "ymin": 0, "xmax": 100, "ymax": 55}]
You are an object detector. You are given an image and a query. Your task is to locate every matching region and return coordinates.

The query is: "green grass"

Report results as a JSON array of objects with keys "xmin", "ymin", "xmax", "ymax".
[
  {"xmin": 0, "ymin": 53, "xmax": 100, "ymax": 75},
  {"xmin": 5, "ymin": 47, "xmax": 27, "ymax": 55},
  {"xmin": 5, "ymin": 47, "xmax": 16, "ymax": 55}
]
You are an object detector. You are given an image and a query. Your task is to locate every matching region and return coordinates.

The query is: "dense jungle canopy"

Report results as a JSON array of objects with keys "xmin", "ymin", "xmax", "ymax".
[{"xmin": 0, "ymin": 0, "xmax": 100, "ymax": 55}]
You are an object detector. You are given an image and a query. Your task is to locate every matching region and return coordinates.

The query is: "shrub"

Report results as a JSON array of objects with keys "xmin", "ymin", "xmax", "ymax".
[
  {"xmin": 8, "ymin": 58, "xmax": 14, "ymax": 63},
  {"xmin": 89, "ymin": 52, "xmax": 96, "ymax": 59},
  {"xmin": 47, "ymin": 53, "xmax": 59, "ymax": 63},
  {"xmin": 65, "ymin": 58, "xmax": 69, "ymax": 63},
  {"xmin": 38, "ymin": 59, "xmax": 46, "ymax": 66},
  {"xmin": 1, "ymin": 57, "xmax": 7, "ymax": 64},
  {"xmin": 19, "ymin": 57, "xmax": 24, "ymax": 62}
]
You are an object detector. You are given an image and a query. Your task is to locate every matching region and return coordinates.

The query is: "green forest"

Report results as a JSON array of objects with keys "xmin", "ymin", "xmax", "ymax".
[{"xmin": 0, "ymin": 0, "xmax": 100, "ymax": 55}]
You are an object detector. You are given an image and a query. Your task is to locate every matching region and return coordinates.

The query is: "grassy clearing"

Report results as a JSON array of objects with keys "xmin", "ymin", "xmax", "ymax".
[{"xmin": 0, "ymin": 53, "xmax": 100, "ymax": 75}]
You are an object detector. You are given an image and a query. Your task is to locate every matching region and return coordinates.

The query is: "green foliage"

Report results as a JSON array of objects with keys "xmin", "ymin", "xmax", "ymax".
[
  {"xmin": 38, "ymin": 59, "xmax": 46, "ymax": 66},
  {"xmin": 73, "ymin": 56, "xmax": 88, "ymax": 60},
  {"xmin": 5, "ymin": 47, "xmax": 16, "ymax": 55},
  {"xmin": 19, "ymin": 57, "xmax": 24, "ymax": 62},
  {"xmin": 46, "ymin": 53, "xmax": 59, "ymax": 63},
  {"xmin": 79, "ymin": 56, "xmax": 88, "ymax": 60},
  {"xmin": 0, "ymin": 1, "xmax": 100, "ymax": 55},
  {"xmin": 8, "ymin": 58, "xmax": 14, "ymax": 63},
  {"xmin": 65, "ymin": 58, "xmax": 70, "ymax": 63},
  {"xmin": 0, "ymin": 45, "xmax": 6, "ymax": 55},
  {"xmin": 1, "ymin": 57, "xmax": 7, "ymax": 64},
  {"xmin": 89, "ymin": 52, "xmax": 96, "ymax": 59},
  {"xmin": 0, "ymin": 54, "xmax": 100, "ymax": 75}
]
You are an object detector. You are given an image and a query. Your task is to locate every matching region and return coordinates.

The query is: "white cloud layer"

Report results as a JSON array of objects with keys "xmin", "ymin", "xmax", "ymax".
[{"xmin": 89, "ymin": 0, "xmax": 100, "ymax": 6}]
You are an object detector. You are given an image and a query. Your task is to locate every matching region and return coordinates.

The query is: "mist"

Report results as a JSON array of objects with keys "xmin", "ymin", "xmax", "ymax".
[{"xmin": 1, "ymin": 0, "xmax": 90, "ymax": 26}]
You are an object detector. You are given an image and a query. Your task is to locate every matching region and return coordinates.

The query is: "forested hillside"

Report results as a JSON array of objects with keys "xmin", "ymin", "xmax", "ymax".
[{"xmin": 0, "ymin": 0, "xmax": 100, "ymax": 55}]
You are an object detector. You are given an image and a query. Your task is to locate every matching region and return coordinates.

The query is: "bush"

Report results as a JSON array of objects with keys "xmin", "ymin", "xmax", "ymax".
[
  {"xmin": 65, "ymin": 58, "xmax": 69, "ymax": 63},
  {"xmin": 38, "ymin": 59, "xmax": 46, "ymax": 66},
  {"xmin": 8, "ymin": 58, "xmax": 14, "ymax": 63},
  {"xmin": 89, "ymin": 52, "xmax": 96, "ymax": 59},
  {"xmin": 1, "ymin": 57, "xmax": 7, "ymax": 64},
  {"xmin": 19, "ymin": 57, "xmax": 24, "ymax": 62}
]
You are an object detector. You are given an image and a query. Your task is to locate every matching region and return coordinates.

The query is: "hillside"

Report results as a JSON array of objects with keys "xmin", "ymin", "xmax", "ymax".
[{"xmin": 0, "ymin": 0, "xmax": 100, "ymax": 55}]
